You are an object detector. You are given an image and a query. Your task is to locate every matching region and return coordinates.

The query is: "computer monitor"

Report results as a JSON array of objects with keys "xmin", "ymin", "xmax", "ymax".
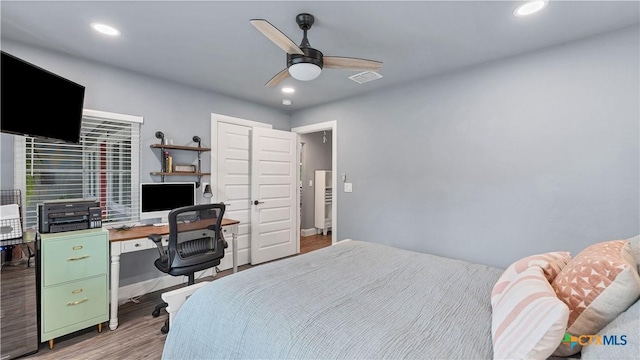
[{"xmin": 140, "ymin": 182, "xmax": 196, "ymax": 223}]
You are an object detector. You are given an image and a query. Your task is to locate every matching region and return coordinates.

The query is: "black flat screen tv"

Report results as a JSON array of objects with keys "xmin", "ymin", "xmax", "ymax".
[{"xmin": 1, "ymin": 51, "xmax": 85, "ymax": 143}]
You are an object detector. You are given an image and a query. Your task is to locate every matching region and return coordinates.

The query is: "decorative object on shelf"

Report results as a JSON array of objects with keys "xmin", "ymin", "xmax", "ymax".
[
  {"xmin": 203, "ymin": 183, "xmax": 213, "ymax": 199},
  {"xmin": 193, "ymin": 135, "xmax": 202, "ymax": 148},
  {"xmin": 155, "ymin": 131, "xmax": 166, "ymax": 145},
  {"xmin": 173, "ymin": 164, "xmax": 197, "ymax": 173},
  {"xmin": 164, "ymin": 150, "xmax": 172, "ymax": 173}
]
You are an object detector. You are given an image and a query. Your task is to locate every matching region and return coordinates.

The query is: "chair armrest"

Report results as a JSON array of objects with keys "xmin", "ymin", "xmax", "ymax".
[
  {"xmin": 147, "ymin": 234, "xmax": 166, "ymax": 257},
  {"xmin": 206, "ymin": 225, "xmax": 228, "ymax": 249}
]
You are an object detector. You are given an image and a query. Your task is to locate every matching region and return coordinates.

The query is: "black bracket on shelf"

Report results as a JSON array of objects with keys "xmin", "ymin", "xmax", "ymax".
[
  {"xmin": 155, "ymin": 131, "xmax": 165, "ymax": 144},
  {"xmin": 192, "ymin": 136, "xmax": 201, "ymax": 148},
  {"xmin": 193, "ymin": 136, "xmax": 202, "ymax": 188}
]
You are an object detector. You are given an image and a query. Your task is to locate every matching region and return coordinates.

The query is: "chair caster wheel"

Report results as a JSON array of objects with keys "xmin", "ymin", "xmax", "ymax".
[
  {"xmin": 152, "ymin": 309, "xmax": 161, "ymax": 317},
  {"xmin": 161, "ymin": 318, "xmax": 169, "ymax": 334}
]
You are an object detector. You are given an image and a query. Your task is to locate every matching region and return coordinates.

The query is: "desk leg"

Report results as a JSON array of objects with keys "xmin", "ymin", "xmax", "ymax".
[
  {"xmin": 109, "ymin": 250, "xmax": 120, "ymax": 330},
  {"xmin": 232, "ymin": 229, "xmax": 238, "ymax": 274}
]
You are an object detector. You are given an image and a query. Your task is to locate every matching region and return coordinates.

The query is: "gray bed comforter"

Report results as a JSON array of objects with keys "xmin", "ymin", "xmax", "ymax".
[{"xmin": 162, "ymin": 240, "xmax": 503, "ymax": 359}]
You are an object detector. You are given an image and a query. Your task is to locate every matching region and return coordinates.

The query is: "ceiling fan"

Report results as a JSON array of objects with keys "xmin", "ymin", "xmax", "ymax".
[{"xmin": 250, "ymin": 13, "xmax": 383, "ymax": 87}]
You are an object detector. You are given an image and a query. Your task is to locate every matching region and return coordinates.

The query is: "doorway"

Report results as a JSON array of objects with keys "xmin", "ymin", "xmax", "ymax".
[{"xmin": 292, "ymin": 121, "xmax": 338, "ymax": 247}]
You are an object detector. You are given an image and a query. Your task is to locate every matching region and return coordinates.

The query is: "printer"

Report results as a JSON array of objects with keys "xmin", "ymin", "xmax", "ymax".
[{"xmin": 38, "ymin": 199, "xmax": 103, "ymax": 234}]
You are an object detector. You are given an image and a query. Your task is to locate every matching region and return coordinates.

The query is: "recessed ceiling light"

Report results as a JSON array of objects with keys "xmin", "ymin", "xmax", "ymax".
[
  {"xmin": 282, "ymin": 87, "xmax": 295, "ymax": 94},
  {"xmin": 282, "ymin": 99, "xmax": 292, "ymax": 106},
  {"xmin": 91, "ymin": 23, "xmax": 120, "ymax": 36},
  {"xmin": 514, "ymin": 0, "xmax": 548, "ymax": 17}
]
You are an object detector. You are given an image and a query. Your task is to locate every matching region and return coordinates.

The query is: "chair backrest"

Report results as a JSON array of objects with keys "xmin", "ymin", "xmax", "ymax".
[{"xmin": 165, "ymin": 203, "xmax": 226, "ymax": 272}]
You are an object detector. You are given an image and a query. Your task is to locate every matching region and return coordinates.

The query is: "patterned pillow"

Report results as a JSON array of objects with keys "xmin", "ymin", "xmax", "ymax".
[
  {"xmin": 491, "ymin": 251, "xmax": 571, "ymax": 307},
  {"xmin": 492, "ymin": 266, "xmax": 570, "ymax": 359},
  {"xmin": 551, "ymin": 240, "xmax": 640, "ymax": 356}
]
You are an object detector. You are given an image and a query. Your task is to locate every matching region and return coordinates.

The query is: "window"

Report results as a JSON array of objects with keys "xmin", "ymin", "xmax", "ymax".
[{"xmin": 14, "ymin": 110, "xmax": 142, "ymax": 228}]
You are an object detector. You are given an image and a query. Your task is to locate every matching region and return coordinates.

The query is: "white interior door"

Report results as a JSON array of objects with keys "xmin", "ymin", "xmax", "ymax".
[
  {"xmin": 250, "ymin": 127, "xmax": 298, "ymax": 265},
  {"xmin": 216, "ymin": 122, "xmax": 251, "ymax": 270}
]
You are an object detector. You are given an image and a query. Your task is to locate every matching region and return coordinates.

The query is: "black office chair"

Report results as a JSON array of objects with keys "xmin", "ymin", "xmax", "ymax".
[{"xmin": 148, "ymin": 203, "xmax": 227, "ymax": 334}]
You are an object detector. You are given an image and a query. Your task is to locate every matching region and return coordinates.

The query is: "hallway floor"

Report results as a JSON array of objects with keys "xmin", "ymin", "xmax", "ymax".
[{"xmin": 300, "ymin": 233, "xmax": 332, "ymax": 254}]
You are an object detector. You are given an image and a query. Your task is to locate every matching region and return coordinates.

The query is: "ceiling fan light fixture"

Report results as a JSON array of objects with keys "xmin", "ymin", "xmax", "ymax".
[
  {"xmin": 251, "ymin": 13, "xmax": 382, "ymax": 87},
  {"xmin": 288, "ymin": 63, "xmax": 322, "ymax": 81}
]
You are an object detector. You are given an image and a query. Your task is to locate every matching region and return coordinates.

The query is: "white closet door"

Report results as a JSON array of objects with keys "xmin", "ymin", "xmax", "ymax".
[
  {"xmin": 250, "ymin": 127, "xmax": 298, "ymax": 265},
  {"xmin": 216, "ymin": 122, "xmax": 251, "ymax": 269}
]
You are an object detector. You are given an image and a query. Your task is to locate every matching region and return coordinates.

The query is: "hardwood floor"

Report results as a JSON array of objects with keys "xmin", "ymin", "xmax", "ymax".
[
  {"xmin": 26, "ymin": 234, "xmax": 331, "ymax": 359},
  {"xmin": 300, "ymin": 233, "xmax": 332, "ymax": 254},
  {"xmin": 1, "ymin": 258, "xmax": 38, "ymax": 358}
]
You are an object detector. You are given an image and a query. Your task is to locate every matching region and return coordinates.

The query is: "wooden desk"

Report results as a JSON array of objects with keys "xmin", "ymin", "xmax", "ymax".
[{"xmin": 108, "ymin": 218, "xmax": 239, "ymax": 330}]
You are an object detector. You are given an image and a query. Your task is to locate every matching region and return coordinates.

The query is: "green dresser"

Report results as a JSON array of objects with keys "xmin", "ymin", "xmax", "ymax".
[{"xmin": 40, "ymin": 228, "xmax": 108, "ymax": 349}]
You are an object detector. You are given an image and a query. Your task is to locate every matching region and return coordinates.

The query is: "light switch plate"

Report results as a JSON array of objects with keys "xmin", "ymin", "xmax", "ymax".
[
  {"xmin": 344, "ymin": 183, "xmax": 353, "ymax": 193},
  {"xmin": 309, "ymin": 180, "xmax": 313, "ymax": 187}
]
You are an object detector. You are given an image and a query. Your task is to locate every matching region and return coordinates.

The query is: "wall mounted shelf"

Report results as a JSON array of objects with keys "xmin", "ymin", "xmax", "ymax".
[{"xmin": 150, "ymin": 143, "xmax": 211, "ymax": 186}]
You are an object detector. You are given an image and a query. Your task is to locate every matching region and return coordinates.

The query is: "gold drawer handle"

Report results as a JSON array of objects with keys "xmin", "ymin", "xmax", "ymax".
[
  {"xmin": 67, "ymin": 255, "xmax": 90, "ymax": 261},
  {"xmin": 72, "ymin": 245, "xmax": 83, "ymax": 250},
  {"xmin": 67, "ymin": 298, "xmax": 89, "ymax": 306},
  {"xmin": 71, "ymin": 288, "xmax": 83, "ymax": 294}
]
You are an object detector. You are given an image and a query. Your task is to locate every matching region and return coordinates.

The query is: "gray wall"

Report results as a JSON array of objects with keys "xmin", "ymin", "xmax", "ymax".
[
  {"xmin": 300, "ymin": 131, "xmax": 332, "ymax": 230},
  {"xmin": 0, "ymin": 40, "xmax": 291, "ymax": 287},
  {"xmin": 0, "ymin": 134, "xmax": 14, "ymax": 191},
  {"xmin": 291, "ymin": 26, "xmax": 640, "ymax": 269}
]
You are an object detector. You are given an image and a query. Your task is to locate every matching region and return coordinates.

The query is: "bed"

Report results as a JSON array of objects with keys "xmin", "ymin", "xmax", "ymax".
[
  {"xmin": 162, "ymin": 240, "xmax": 504, "ymax": 359},
  {"xmin": 162, "ymin": 237, "xmax": 640, "ymax": 360}
]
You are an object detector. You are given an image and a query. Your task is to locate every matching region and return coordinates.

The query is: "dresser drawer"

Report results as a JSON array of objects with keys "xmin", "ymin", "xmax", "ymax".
[
  {"xmin": 41, "ymin": 275, "xmax": 108, "ymax": 333},
  {"xmin": 42, "ymin": 231, "xmax": 107, "ymax": 286}
]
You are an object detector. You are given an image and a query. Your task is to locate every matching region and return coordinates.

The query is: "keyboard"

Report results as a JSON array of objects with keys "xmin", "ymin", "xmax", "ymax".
[{"xmin": 152, "ymin": 222, "xmax": 169, "ymax": 227}]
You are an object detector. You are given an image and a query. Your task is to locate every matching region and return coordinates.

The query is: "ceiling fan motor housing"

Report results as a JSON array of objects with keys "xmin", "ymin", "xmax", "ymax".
[{"xmin": 287, "ymin": 47, "xmax": 324, "ymax": 69}]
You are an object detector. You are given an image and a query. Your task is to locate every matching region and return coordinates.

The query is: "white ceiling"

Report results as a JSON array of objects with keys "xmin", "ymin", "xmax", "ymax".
[{"xmin": 2, "ymin": 1, "xmax": 638, "ymax": 113}]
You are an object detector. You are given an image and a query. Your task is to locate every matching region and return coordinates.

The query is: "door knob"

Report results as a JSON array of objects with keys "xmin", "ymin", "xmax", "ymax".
[{"xmin": 253, "ymin": 200, "xmax": 264, "ymax": 205}]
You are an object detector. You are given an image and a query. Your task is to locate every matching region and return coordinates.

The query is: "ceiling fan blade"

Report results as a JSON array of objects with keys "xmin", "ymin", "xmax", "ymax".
[
  {"xmin": 323, "ymin": 56, "xmax": 383, "ymax": 71},
  {"xmin": 265, "ymin": 68, "xmax": 291, "ymax": 87},
  {"xmin": 250, "ymin": 19, "xmax": 304, "ymax": 55}
]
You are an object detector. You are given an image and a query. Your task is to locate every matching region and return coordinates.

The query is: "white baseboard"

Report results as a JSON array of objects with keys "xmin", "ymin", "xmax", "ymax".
[
  {"xmin": 117, "ymin": 268, "xmax": 216, "ymax": 304},
  {"xmin": 301, "ymin": 228, "xmax": 318, "ymax": 237}
]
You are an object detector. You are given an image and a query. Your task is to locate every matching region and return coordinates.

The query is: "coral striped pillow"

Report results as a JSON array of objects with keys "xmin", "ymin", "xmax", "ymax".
[
  {"xmin": 491, "ymin": 251, "xmax": 571, "ymax": 307},
  {"xmin": 492, "ymin": 266, "xmax": 570, "ymax": 360}
]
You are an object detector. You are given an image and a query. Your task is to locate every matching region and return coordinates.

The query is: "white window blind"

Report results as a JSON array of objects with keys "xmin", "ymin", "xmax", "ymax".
[{"xmin": 16, "ymin": 112, "xmax": 141, "ymax": 228}]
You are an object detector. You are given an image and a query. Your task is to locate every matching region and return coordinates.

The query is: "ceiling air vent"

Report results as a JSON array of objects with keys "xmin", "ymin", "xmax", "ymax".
[{"xmin": 348, "ymin": 71, "xmax": 383, "ymax": 84}]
